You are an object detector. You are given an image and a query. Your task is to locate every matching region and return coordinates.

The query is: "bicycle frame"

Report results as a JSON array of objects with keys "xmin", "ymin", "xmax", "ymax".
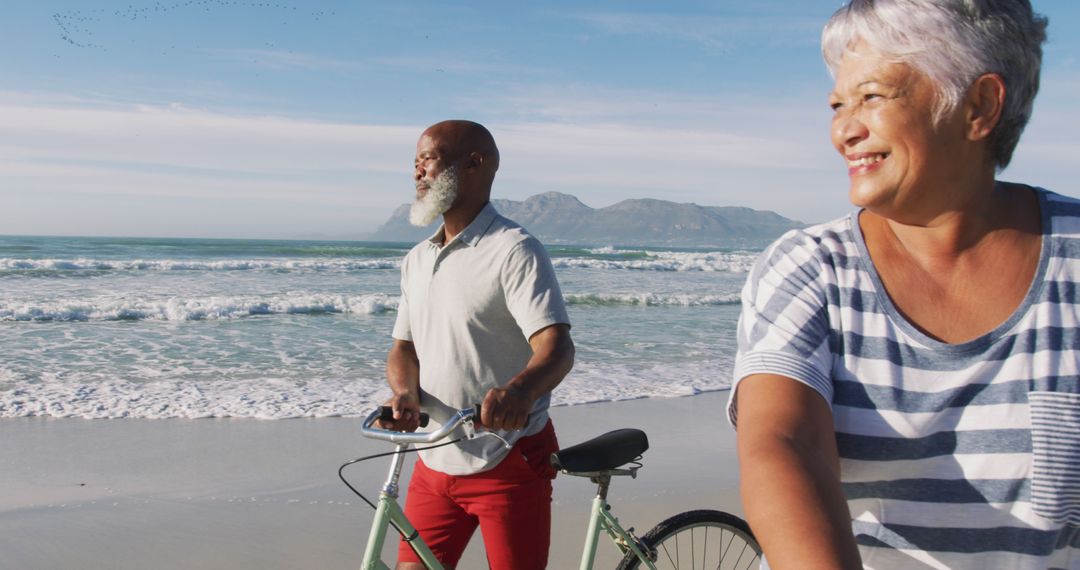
[
  {"xmin": 354, "ymin": 407, "xmax": 661, "ymax": 570},
  {"xmin": 577, "ymin": 472, "xmax": 657, "ymax": 570},
  {"xmin": 360, "ymin": 443, "xmax": 443, "ymax": 570}
]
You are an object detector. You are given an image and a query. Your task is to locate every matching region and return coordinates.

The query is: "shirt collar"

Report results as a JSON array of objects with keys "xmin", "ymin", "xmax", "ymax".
[{"xmin": 426, "ymin": 202, "xmax": 499, "ymax": 249}]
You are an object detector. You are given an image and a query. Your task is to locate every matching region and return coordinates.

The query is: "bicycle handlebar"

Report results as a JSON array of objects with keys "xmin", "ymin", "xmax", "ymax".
[
  {"xmin": 360, "ymin": 405, "xmax": 480, "ymax": 444},
  {"xmin": 378, "ymin": 406, "xmax": 430, "ymax": 428}
]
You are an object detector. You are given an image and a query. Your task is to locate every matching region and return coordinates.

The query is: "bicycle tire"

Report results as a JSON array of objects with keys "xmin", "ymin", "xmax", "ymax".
[{"xmin": 616, "ymin": 509, "xmax": 761, "ymax": 570}]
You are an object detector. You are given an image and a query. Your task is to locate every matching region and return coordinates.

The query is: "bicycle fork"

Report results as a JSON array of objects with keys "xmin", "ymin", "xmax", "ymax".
[{"xmin": 578, "ymin": 475, "xmax": 656, "ymax": 570}]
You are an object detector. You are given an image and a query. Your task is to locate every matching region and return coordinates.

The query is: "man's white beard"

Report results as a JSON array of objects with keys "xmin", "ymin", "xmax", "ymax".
[{"xmin": 409, "ymin": 167, "xmax": 459, "ymax": 227}]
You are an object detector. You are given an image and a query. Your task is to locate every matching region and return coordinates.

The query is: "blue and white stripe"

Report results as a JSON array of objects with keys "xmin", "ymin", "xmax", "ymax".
[{"xmin": 729, "ymin": 188, "xmax": 1080, "ymax": 569}]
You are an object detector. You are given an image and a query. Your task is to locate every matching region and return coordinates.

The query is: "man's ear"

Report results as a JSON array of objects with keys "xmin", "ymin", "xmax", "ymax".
[
  {"xmin": 466, "ymin": 151, "xmax": 484, "ymax": 171},
  {"xmin": 965, "ymin": 73, "xmax": 1006, "ymax": 142}
]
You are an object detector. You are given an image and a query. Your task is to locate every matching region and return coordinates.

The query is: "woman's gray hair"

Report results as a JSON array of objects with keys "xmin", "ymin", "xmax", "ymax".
[{"xmin": 822, "ymin": 0, "xmax": 1048, "ymax": 170}]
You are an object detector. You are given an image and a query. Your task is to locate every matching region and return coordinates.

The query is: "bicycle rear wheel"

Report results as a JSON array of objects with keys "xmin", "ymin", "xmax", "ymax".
[{"xmin": 616, "ymin": 509, "xmax": 761, "ymax": 570}]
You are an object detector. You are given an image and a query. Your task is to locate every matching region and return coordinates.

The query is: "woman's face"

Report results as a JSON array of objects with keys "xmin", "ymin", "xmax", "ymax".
[{"xmin": 829, "ymin": 43, "xmax": 968, "ymax": 220}]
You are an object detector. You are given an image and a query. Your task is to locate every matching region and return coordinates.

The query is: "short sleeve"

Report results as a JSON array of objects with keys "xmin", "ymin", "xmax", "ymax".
[
  {"xmin": 500, "ymin": 238, "xmax": 571, "ymax": 339},
  {"xmin": 727, "ymin": 231, "xmax": 835, "ymax": 428},
  {"xmin": 391, "ymin": 263, "xmax": 412, "ymax": 341}
]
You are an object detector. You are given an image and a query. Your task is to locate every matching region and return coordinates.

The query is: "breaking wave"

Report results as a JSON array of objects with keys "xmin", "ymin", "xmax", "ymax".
[
  {"xmin": 0, "ymin": 293, "xmax": 399, "ymax": 322},
  {"xmin": 0, "ymin": 258, "xmax": 399, "ymax": 273}
]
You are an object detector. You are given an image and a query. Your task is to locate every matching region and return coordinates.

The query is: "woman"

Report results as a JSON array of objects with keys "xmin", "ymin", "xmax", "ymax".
[{"xmin": 728, "ymin": 1, "xmax": 1074, "ymax": 568}]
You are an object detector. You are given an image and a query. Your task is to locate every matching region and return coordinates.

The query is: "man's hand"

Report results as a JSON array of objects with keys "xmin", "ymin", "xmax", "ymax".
[
  {"xmin": 478, "ymin": 325, "xmax": 574, "ymax": 431},
  {"xmin": 480, "ymin": 386, "xmax": 533, "ymax": 431},
  {"xmin": 377, "ymin": 391, "xmax": 422, "ymax": 432}
]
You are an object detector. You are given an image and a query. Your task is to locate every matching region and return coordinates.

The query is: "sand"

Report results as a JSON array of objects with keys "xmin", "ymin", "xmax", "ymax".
[{"xmin": 0, "ymin": 391, "xmax": 743, "ymax": 569}]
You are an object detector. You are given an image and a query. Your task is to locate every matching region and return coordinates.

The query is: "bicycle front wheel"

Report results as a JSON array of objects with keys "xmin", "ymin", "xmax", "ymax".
[{"xmin": 616, "ymin": 509, "xmax": 761, "ymax": 570}]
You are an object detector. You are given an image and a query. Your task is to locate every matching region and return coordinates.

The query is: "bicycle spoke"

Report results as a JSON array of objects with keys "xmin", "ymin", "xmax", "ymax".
[
  {"xmin": 617, "ymin": 510, "xmax": 761, "ymax": 570},
  {"xmin": 661, "ymin": 541, "xmax": 677, "ymax": 567},
  {"xmin": 690, "ymin": 528, "xmax": 695, "ymax": 568}
]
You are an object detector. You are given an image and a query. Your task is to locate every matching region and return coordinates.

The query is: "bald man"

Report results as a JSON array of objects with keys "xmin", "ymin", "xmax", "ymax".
[{"xmin": 380, "ymin": 120, "xmax": 575, "ymax": 569}]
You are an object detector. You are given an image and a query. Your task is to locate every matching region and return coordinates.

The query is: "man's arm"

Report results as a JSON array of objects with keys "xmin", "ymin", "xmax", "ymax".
[
  {"xmin": 736, "ymin": 374, "xmax": 862, "ymax": 569},
  {"xmin": 380, "ymin": 338, "xmax": 422, "ymax": 431},
  {"xmin": 481, "ymin": 324, "xmax": 574, "ymax": 431}
]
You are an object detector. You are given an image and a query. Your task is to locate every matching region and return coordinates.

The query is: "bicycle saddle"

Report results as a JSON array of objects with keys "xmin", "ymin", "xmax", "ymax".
[{"xmin": 550, "ymin": 428, "xmax": 649, "ymax": 472}]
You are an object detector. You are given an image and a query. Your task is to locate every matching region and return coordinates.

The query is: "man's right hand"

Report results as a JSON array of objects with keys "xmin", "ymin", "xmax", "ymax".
[{"xmin": 377, "ymin": 391, "xmax": 422, "ymax": 432}]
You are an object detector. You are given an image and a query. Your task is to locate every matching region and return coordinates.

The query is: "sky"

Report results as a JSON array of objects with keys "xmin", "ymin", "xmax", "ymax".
[{"xmin": 2, "ymin": 1, "xmax": 1078, "ymax": 239}]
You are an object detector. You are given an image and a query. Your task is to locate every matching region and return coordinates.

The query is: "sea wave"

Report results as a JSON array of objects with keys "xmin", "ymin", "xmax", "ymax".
[
  {"xmin": 565, "ymin": 293, "xmax": 740, "ymax": 306},
  {"xmin": 0, "ymin": 293, "xmax": 399, "ymax": 322},
  {"xmin": 0, "ymin": 250, "xmax": 756, "ymax": 274},
  {"xmin": 0, "ymin": 377, "xmax": 391, "ymax": 420},
  {"xmin": 0, "ymin": 258, "xmax": 400, "ymax": 273},
  {"xmin": 1, "ymin": 290, "xmax": 741, "ymax": 320},
  {"xmin": 0, "ymin": 358, "xmax": 735, "ymax": 419},
  {"xmin": 552, "ymin": 250, "xmax": 756, "ymax": 272}
]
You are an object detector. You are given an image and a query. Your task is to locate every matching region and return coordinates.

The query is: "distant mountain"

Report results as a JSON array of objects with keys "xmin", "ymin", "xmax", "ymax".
[{"xmin": 371, "ymin": 192, "xmax": 804, "ymax": 247}]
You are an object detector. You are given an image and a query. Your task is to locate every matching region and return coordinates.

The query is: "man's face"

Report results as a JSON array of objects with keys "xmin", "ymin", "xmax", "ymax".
[
  {"xmin": 414, "ymin": 133, "xmax": 449, "ymax": 197},
  {"xmin": 410, "ymin": 133, "xmax": 459, "ymax": 227}
]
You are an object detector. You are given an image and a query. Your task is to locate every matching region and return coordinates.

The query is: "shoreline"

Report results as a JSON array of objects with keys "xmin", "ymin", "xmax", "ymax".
[{"xmin": 0, "ymin": 390, "xmax": 743, "ymax": 569}]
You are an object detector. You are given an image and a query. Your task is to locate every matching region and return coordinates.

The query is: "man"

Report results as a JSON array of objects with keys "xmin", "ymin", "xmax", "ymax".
[{"xmin": 380, "ymin": 119, "xmax": 574, "ymax": 570}]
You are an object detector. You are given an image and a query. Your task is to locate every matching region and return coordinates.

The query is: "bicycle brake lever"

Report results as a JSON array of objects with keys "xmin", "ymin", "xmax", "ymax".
[
  {"xmin": 460, "ymin": 414, "xmax": 511, "ymax": 449},
  {"xmin": 461, "ymin": 419, "xmax": 478, "ymax": 440},
  {"xmin": 486, "ymin": 431, "xmax": 513, "ymax": 449}
]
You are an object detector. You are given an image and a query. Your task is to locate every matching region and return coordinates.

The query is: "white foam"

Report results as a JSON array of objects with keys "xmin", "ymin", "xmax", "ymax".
[
  {"xmin": 0, "ymin": 358, "xmax": 735, "ymax": 419},
  {"xmin": 0, "ymin": 241, "xmax": 750, "ymax": 420},
  {"xmin": 565, "ymin": 293, "xmax": 740, "ymax": 306},
  {"xmin": 0, "ymin": 377, "xmax": 393, "ymax": 420},
  {"xmin": 553, "ymin": 355, "xmax": 735, "ymax": 405},
  {"xmin": 553, "ymin": 251, "xmax": 756, "ymax": 272},
  {"xmin": 1, "ymin": 251, "xmax": 756, "ymax": 273},
  {"xmin": 2, "ymin": 290, "xmax": 743, "ymax": 320},
  {"xmin": 0, "ymin": 293, "xmax": 399, "ymax": 321},
  {"xmin": 0, "ymin": 258, "xmax": 400, "ymax": 272}
]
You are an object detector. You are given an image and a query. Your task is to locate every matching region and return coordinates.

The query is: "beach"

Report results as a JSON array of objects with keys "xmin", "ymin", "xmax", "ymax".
[
  {"xmin": 0, "ymin": 390, "xmax": 742, "ymax": 569},
  {"xmin": 1, "ymin": 236, "xmax": 749, "ymax": 568}
]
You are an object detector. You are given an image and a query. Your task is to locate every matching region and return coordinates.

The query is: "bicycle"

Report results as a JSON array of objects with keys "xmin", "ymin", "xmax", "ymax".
[{"xmin": 340, "ymin": 405, "xmax": 762, "ymax": 569}]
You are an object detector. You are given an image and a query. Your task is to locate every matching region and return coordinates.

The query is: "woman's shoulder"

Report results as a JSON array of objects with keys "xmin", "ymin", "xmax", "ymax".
[
  {"xmin": 759, "ymin": 213, "xmax": 859, "ymax": 265},
  {"xmin": 746, "ymin": 213, "xmax": 864, "ymax": 292},
  {"xmin": 1038, "ymin": 187, "xmax": 1080, "ymax": 221}
]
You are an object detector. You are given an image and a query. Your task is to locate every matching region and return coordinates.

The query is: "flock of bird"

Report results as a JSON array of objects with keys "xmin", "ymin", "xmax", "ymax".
[{"xmin": 52, "ymin": 1, "xmax": 336, "ymax": 50}]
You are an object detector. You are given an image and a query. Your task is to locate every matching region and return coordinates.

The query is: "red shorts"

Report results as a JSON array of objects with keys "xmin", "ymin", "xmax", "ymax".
[{"xmin": 398, "ymin": 420, "xmax": 558, "ymax": 570}]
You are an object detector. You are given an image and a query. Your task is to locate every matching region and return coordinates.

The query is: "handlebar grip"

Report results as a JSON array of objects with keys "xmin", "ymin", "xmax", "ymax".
[{"xmin": 378, "ymin": 406, "xmax": 429, "ymax": 428}]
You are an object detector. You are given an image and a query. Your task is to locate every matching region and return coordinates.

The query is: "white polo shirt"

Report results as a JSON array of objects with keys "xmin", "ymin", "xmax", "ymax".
[{"xmin": 392, "ymin": 202, "xmax": 571, "ymax": 475}]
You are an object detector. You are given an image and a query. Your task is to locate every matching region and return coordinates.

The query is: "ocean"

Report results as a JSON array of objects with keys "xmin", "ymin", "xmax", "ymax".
[{"xmin": 0, "ymin": 235, "xmax": 757, "ymax": 419}]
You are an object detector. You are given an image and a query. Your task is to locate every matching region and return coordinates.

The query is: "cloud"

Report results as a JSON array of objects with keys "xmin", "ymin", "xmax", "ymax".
[
  {"xmin": 569, "ymin": 11, "xmax": 821, "ymax": 53},
  {"xmin": 3, "ymin": 76, "xmax": 1075, "ymax": 239},
  {"xmin": 573, "ymin": 12, "xmax": 732, "ymax": 51},
  {"xmin": 369, "ymin": 55, "xmax": 541, "ymax": 76},
  {"xmin": 0, "ymin": 97, "xmax": 422, "ymax": 236},
  {"xmin": 471, "ymin": 82, "xmax": 834, "ymax": 130},
  {"xmin": 203, "ymin": 48, "xmax": 366, "ymax": 72},
  {"xmin": 488, "ymin": 120, "xmax": 847, "ymax": 224},
  {"xmin": 0, "ymin": 90, "xmax": 846, "ymax": 235},
  {"xmin": 1, "ymin": 100, "xmax": 415, "ymax": 175},
  {"xmin": 0, "ymin": 87, "xmax": 834, "ymax": 179}
]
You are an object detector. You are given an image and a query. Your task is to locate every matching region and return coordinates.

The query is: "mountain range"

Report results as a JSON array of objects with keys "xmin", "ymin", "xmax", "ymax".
[{"xmin": 370, "ymin": 192, "xmax": 804, "ymax": 247}]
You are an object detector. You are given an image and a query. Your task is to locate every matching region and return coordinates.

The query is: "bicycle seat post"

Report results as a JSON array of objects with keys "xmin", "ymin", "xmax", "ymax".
[
  {"xmin": 382, "ymin": 443, "xmax": 411, "ymax": 498},
  {"xmin": 591, "ymin": 474, "xmax": 613, "ymax": 502}
]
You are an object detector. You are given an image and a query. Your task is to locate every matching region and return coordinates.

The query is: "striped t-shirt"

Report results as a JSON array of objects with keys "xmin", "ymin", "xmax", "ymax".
[{"xmin": 728, "ymin": 187, "xmax": 1080, "ymax": 569}]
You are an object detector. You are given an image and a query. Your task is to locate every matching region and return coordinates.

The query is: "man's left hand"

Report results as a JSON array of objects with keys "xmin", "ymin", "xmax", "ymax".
[{"xmin": 480, "ymin": 386, "xmax": 533, "ymax": 431}]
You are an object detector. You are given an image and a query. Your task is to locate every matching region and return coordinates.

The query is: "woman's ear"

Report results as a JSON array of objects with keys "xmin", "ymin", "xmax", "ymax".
[{"xmin": 966, "ymin": 73, "xmax": 1006, "ymax": 142}]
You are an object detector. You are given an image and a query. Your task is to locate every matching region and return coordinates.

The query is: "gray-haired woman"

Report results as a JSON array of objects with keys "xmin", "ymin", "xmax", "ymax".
[{"xmin": 727, "ymin": 1, "xmax": 1075, "ymax": 568}]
